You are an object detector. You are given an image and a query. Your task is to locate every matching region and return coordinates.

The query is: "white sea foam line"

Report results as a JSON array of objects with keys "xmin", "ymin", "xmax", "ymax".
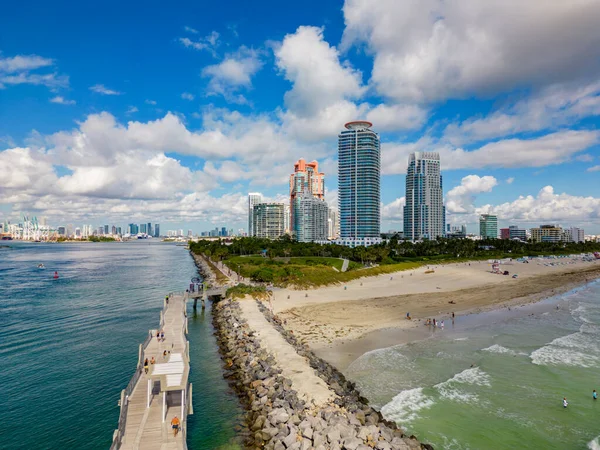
[
  {"xmin": 588, "ymin": 435, "xmax": 600, "ymax": 450},
  {"xmin": 380, "ymin": 387, "xmax": 435, "ymax": 424},
  {"xmin": 530, "ymin": 346, "xmax": 600, "ymax": 368},
  {"xmin": 482, "ymin": 344, "xmax": 517, "ymax": 356}
]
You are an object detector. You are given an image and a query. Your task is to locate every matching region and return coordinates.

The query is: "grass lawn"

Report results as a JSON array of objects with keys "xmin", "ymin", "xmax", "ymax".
[{"xmin": 223, "ymin": 255, "xmax": 426, "ymax": 288}]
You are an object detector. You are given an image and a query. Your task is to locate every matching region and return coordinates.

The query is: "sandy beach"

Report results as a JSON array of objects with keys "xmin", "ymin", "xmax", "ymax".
[{"xmin": 273, "ymin": 257, "xmax": 600, "ymax": 369}]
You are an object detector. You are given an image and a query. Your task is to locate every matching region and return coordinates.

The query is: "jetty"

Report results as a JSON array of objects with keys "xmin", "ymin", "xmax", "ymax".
[{"xmin": 110, "ymin": 292, "xmax": 193, "ymax": 450}]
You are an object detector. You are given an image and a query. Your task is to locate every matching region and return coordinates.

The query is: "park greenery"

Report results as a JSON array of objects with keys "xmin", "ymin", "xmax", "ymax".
[
  {"xmin": 225, "ymin": 283, "xmax": 268, "ymax": 300},
  {"xmin": 189, "ymin": 236, "xmax": 600, "ymax": 288}
]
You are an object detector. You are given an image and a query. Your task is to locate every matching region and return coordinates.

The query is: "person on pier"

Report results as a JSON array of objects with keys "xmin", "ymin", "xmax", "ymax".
[{"xmin": 171, "ymin": 416, "xmax": 180, "ymax": 437}]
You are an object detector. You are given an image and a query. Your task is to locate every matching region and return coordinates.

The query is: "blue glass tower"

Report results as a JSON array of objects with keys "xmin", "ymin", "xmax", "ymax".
[{"xmin": 338, "ymin": 121, "xmax": 381, "ymax": 240}]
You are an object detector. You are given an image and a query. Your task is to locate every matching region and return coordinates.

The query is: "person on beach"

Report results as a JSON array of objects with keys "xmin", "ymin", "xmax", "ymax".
[
  {"xmin": 563, "ymin": 397, "xmax": 568, "ymax": 408},
  {"xmin": 161, "ymin": 331, "xmax": 165, "ymax": 341},
  {"xmin": 171, "ymin": 416, "xmax": 180, "ymax": 437},
  {"xmin": 144, "ymin": 358, "xmax": 149, "ymax": 374},
  {"xmin": 163, "ymin": 350, "xmax": 168, "ymax": 360},
  {"xmin": 150, "ymin": 356, "xmax": 155, "ymax": 365},
  {"xmin": 441, "ymin": 320, "xmax": 445, "ymax": 329},
  {"xmin": 594, "ymin": 390, "xmax": 597, "ymax": 400},
  {"xmin": 452, "ymin": 312, "xmax": 455, "ymax": 319}
]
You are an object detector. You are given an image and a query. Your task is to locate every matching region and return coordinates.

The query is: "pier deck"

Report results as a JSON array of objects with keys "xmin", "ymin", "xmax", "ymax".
[{"xmin": 110, "ymin": 293, "xmax": 192, "ymax": 450}]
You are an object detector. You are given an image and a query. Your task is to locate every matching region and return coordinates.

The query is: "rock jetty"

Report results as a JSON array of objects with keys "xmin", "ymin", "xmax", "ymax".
[{"xmin": 213, "ymin": 298, "xmax": 433, "ymax": 450}]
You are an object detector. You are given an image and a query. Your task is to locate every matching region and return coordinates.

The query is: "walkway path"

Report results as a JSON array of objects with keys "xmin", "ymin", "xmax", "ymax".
[
  {"xmin": 111, "ymin": 293, "xmax": 191, "ymax": 450},
  {"xmin": 238, "ymin": 300, "xmax": 335, "ymax": 407}
]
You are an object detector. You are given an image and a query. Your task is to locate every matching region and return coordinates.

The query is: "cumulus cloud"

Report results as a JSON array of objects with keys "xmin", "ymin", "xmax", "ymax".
[
  {"xmin": 89, "ymin": 84, "xmax": 122, "ymax": 95},
  {"xmin": 446, "ymin": 175, "xmax": 498, "ymax": 214},
  {"xmin": 275, "ymin": 26, "xmax": 365, "ymax": 116},
  {"xmin": 201, "ymin": 47, "xmax": 263, "ymax": 103},
  {"xmin": 184, "ymin": 26, "xmax": 198, "ymax": 34},
  {"xmin": 588, "ymin": 165, "xmax": 600, "ymax": 172},
  {"xmin": 145, "ymin": 99, "xmax": 157, "ymax": 105},
  {"xmin": 506, "ymin": 177, "xmax": 515, "ymax": 184},
  {"xmin": 181, "ymin": 92, "xmax": 195, "ymax": 101},
  {"xmin": 381, "ymin": 197, "xmax": 405, "ymax": 222},
  {"xmin": 50, "ymin": 96, "xmax": 75, "ymax": 105},
  {"xmin": 365, "ymin": 103, "xmax": 428, "ymax": 131},
  {"xmin": 342, "ymin": 0, "xmax": 600, "ymax": 102},
  {"xmin": 479, "ymin": 186, "xmax": 600, "ymax": 223}
]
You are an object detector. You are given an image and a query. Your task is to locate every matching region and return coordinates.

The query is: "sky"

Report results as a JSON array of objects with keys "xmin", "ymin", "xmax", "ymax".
[{"xmin": 1, "ymin": 0, "xmax": 600, "ymax": 234}]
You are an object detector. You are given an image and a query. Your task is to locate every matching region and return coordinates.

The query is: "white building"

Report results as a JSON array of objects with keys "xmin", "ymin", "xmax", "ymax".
[
  {"xmin": 284, "ymin": 204, "xmax": 291, "ymax": 235},
  {"xmin": 404, "ymin": 152, "xmax": 445, "ymax": 241},
  {"xmin": 248, "ymin": 192, "xmax": 263, "ymax": 237},
  {"xmin": 253, "ymin": 203, "xmax": 285, "ymax": 239},
  {"xmin": 328, "ymin": 208, "xmax": 339, "ymax": 240},
  {"xmin": 296, "ymin": 192, "xmax": 328, "ymax": 242},
  {"xmin": 570, "ymin": 227, "xmax": 585, "ymax": 243}
]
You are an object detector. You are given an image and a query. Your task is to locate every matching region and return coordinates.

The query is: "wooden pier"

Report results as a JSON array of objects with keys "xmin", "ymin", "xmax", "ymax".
[{"xmin": 110, "ymin": 293, "xmax": 192, "ymax": 450}]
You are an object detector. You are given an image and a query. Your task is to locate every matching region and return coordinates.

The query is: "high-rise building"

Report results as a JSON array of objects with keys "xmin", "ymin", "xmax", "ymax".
[
  {"xmin": 328, "ymin": 208, "xmax": 339, "ymax": 240},
  {"xmin": 111, "ymin": 225, "xmax": 117, "ymax": 235},
  {"xmin": 188, "ymin": 229, "xmax": 193, "ymax": 237},
  {"xmin": 154, "ymin": 224, "xmax": 160, "ymax": 237},
  {"xmin": 248, "ymin": 193, "xmax": 263, "ymax": 236},
  {"xmin": 221, "ymin": 227, "xmax": 227, "ymax": 237},
  {"xmin": 140, "ymin": 223, "xmax": 147, "ymax": 234},
  {"xmin": 508, "ymin": 225, "xmax": 526, "ymax": 241},
  {"xmin": 479, "ymin": 214, "xmax": 498, "ymax": 239},
  {"xmin": 531, "ymin": 224, "xmax": 563, "ymax": 243},
  {"xmin": 129, "ymin": 223, "xmax": 139, "ymax": 235},
  {"xmin": 284, "ymin": 204, "xmax": 291, "ymax": 235},
  {"xmin": 338, "ymin": 121, "xmax": 381, "ymax": 245},
  {"xmin": 178, "ymin": 229, "xmax": 184, "ymax": 237},
  {"xmin": 58, "ymin": 226, "xmax": 66, "ymax": 236},
  {"xmin": 570, "ymin": 227, "xmax": 585, "ymax": 243},
  {"xmin": 253, "ymin": 203, "xmax": 285, "ymax": 239},
  {"xmin": 116, "ymin": 227, "xmax": 122, "ymax": 235},
  {"xmin": 104, "ymin": 225, "xmax": 109, "ymax": 235},
  {"xmin": 290, "ymin": 158, "xmax": 325, "ymax": 238},
  {"xmin": 296, "ymin": 192, "xmax": 328, "ymax": 242},
  {"xmin": 147, "ymin": 222, "xmax": 152, "ymax": 236},
  {"xmin": 404, "ymin": 152, "xmax": 445, "ymax": 241},
  {"xmin": 500, "ymin": 228, "xmax": 510, "ymax": 239}
]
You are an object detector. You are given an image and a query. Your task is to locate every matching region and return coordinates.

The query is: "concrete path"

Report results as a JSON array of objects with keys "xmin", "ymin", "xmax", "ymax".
[{"xmin": 238, "ymin": 300, "xmax": 335, "ymax": 407}]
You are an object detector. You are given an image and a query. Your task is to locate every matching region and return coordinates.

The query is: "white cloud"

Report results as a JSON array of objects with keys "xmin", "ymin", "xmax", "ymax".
[
  {"xmin": 145, "ymin": 99, "xmax": 157, "ymax": 105},
  {"xmin": 201, "ymin": 47, "xmax": 263, "ymax": 102},
  {"xmin": 274, "ymin": 26, "xmax": 365, "ymax": 116},
  {"xmin": 181, "ymin": 92, "xmax": 195, "ymax": 101},
  {"xmin": 444, "ymin": 81, "xmax": 600, "ymax": 145},
  {"xmin": 365, "ymin": 103, "xmax": 428, "ymax": 131},
  {"xmin": 479, "ymin": 185, "xmax": 600, "ymax": 223},
  {"xmin": 576, "ymin": 154, "xmax": 594, "ymax": 162},
  {"xmin": 342, "ymin": 0, "xmax": 600, "ymax": 102},
  {"xmin": 89, "ymin": 84, "xmax": 122, "ymax": 95},
  {"xmin": 505, "ymin": 177, "xmax": 515, "ymax": 184},
  {"xmin": 446, "ymin": 175, "xmax": 498, "ymax": 214},
  {"xmin": 0, "ymin": 54, "xmax": 54, "ymax": 72},
  {"xmin": 382, "ymin": 130, "xmax": 599, "ymax": 174},
  {"xmin": 179, "ymin": 31, "xmax": 220, "ymax": 57},
  {"xmin": 588, "ymin": 165, "xmax": 600, "ymax": 172},
  {"xmin": 50, "ymin": 96, "xmax": 75, "ymax": 105},
  {"xmin": 126, "ymin": 106, "xmax": 139, "ymax": 114},
  {"xmin": 184, "ymin": 26, "xmax": 198, "ymax": 34},
  {"xmin": 381, "ymin": 197, "xmax": 405, "ymax": 222}
]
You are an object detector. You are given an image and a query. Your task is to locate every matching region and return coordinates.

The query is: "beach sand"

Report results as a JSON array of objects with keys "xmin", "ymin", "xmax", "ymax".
[{"xmin": 274, "ymin": 257, "xmax": 600, "ymax": 369}]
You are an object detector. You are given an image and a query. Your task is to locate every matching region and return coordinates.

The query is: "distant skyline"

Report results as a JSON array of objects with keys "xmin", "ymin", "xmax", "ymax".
[{"xmin": 2, "ymin": 1, "xmax": 600, "ymax": 233}]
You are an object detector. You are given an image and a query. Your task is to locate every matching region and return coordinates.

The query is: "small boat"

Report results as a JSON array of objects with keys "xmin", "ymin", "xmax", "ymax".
[{"xmin": 37, "ymin": 263, "xmax": 45, "ymax": 269}]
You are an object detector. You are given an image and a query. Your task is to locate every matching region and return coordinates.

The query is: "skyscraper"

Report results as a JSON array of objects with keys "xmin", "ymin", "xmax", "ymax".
[
  {"xmin": 248, "ymin": 193, "xmax": 263, "ymax": 237},
  {"xmin": 404, "ymin": 152, "xmax": 445, "ymax": 241},
  {"xmin": 479, "ymin": 214, "xmax": 498, "ymax": 239},
  {"xmin": 290, "ymin": 158, "xmax": 325, "ymax": 238},
  {"xmin": 338, "ymin": 121, "xmax": 381, "ymax": 245},
  {"xmin": 296, "ymin": 192, "xmax": 328, "ymax": 242},
  {"xmin": 253, "ymin": 203, "xmax": 285, "ymax": 239},
  {"xmin": 140, "ymin": 223, "xmax": 147, "ymax": 234},
  {"xmin": 154, "ymin": 224, "xmax": 160, "ymax": 237}
]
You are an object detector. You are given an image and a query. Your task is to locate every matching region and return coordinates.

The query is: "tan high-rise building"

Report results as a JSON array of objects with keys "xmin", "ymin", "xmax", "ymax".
[{"xmin": 290, "ymin": 159, "xmax": 325, "ymax": 239}]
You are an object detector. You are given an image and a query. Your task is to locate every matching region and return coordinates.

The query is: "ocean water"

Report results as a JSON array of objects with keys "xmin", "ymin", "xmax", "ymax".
[
  {"xmin": 0, "ymin": 241, "xmax": 242, "ymax": 449},
  {"xmin": 346, "ymin": 280, "xmax": 600, "ymax": 450}
]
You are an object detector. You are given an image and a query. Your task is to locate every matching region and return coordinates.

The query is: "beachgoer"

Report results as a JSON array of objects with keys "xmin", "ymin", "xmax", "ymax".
[
  {"xmin": 161, "ymin": 331, "xmax": 165, "ymax": 341},
  {"xmin": 163, "ymin": 350, "xmax": 167, "ymax": 359},
  {"xmin": 144, "ymin": 358, "xmax": 149, "ymax": 374},
  {"xmin": 441, "ymin": 320, "xmax": 445, "ymax": 329},
  {"xmin": 150, "ymin": 356, "xmax": 155, "ymax": 364},
  {"xmin": 563, "ymin": 397, "xmax": 568, "ymax": 408},
  {"xmin": 406, "ymin": 312, "xmax": 410, "ymax": 319},
  {"xmin": 594, "ymin": 390, "xmax": 597, "ymax": 400},
  {"xmin": 433, "ymin": 319, "xmax": 437, "ymax": 327},
  {"xmin": 452, "ymin": 312, "xmax": 455, "ymax": 319},
  {"xmin": 171, "ymin": 416, "xmax": 180, "ymax": 437}
]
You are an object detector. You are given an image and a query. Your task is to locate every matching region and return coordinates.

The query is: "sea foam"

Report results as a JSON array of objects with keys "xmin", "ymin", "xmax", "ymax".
[
  {"xmin": 433, "ymin": 367, "xmax": 491, "ymax": 404},
  {"xmin": 380, "ymin": 388, "xmax": 434, "ymax": 424}
]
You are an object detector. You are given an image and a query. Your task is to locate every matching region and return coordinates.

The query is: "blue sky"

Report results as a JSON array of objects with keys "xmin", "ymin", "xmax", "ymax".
[{"xmin": 1, "ymin": 0, "xmax": 600, "ymax": 234}]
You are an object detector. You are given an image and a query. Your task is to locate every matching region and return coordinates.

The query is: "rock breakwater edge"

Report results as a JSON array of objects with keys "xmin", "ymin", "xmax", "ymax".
[{"xmin": 213, "ymin": 297, "xmax": 433, "ymax": 450}]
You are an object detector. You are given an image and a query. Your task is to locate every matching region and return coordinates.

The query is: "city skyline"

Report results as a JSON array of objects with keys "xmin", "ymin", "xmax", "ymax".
[{"xmin": 2, "ymin": 1, "xmax": 600, "ymax": 233}]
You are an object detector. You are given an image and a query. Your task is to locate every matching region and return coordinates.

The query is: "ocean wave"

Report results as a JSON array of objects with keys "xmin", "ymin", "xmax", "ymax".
[
  {"xmin": 531, "ymin": 346, "xmax": 600, "ymax": 368},
  {"xmin": 380, "ymin": 388, "xmax": 434, "ymax": 424},
  {"xmin": 482, "ymin": 344, "xmax": 516, "ymax": 355},
  {"xmin": 432, "ymin": 367, "xmax": 491, "ymax": 404}
]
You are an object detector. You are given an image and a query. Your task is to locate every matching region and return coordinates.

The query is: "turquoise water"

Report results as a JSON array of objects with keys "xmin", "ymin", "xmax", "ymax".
[
  {"xmin": 0, "ymin": 242, "xmax": 242, "ymax": 449},
  {"xmin": 347, "ymin": 280, "xmax": 600, "ymax": 449}
]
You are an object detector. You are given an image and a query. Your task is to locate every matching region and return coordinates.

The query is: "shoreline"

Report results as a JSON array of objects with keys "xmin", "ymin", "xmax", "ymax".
[{"xmin": 278, "ymin": 260, "xmax": 600, "ymax": 371}]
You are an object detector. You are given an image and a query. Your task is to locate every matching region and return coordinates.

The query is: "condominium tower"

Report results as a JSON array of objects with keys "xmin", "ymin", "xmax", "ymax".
[
  {"xmin": 338, "ymin": 121, "xmax": 381, "ymax": 245},
  {"xmin": 295, "ymin": 192, "xmax": 328, "ymax": 242},
  {"xmin": 248, "ymin": 192, "xmax": 263, "ymax": 237},
  {"xmin": 480, "ymin": 214, "xmax": 498, "ymax": 239},
  {"xmin": 403, "ymin": 152, "xmax": 445, "ymax": 241},
  {"xmin": 290, "ymin": 158, "xmax": 325, "ymax": 239},
  {"xmin": 253, "ymin": 203, "xmax": 285, "ymax": 239}
]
